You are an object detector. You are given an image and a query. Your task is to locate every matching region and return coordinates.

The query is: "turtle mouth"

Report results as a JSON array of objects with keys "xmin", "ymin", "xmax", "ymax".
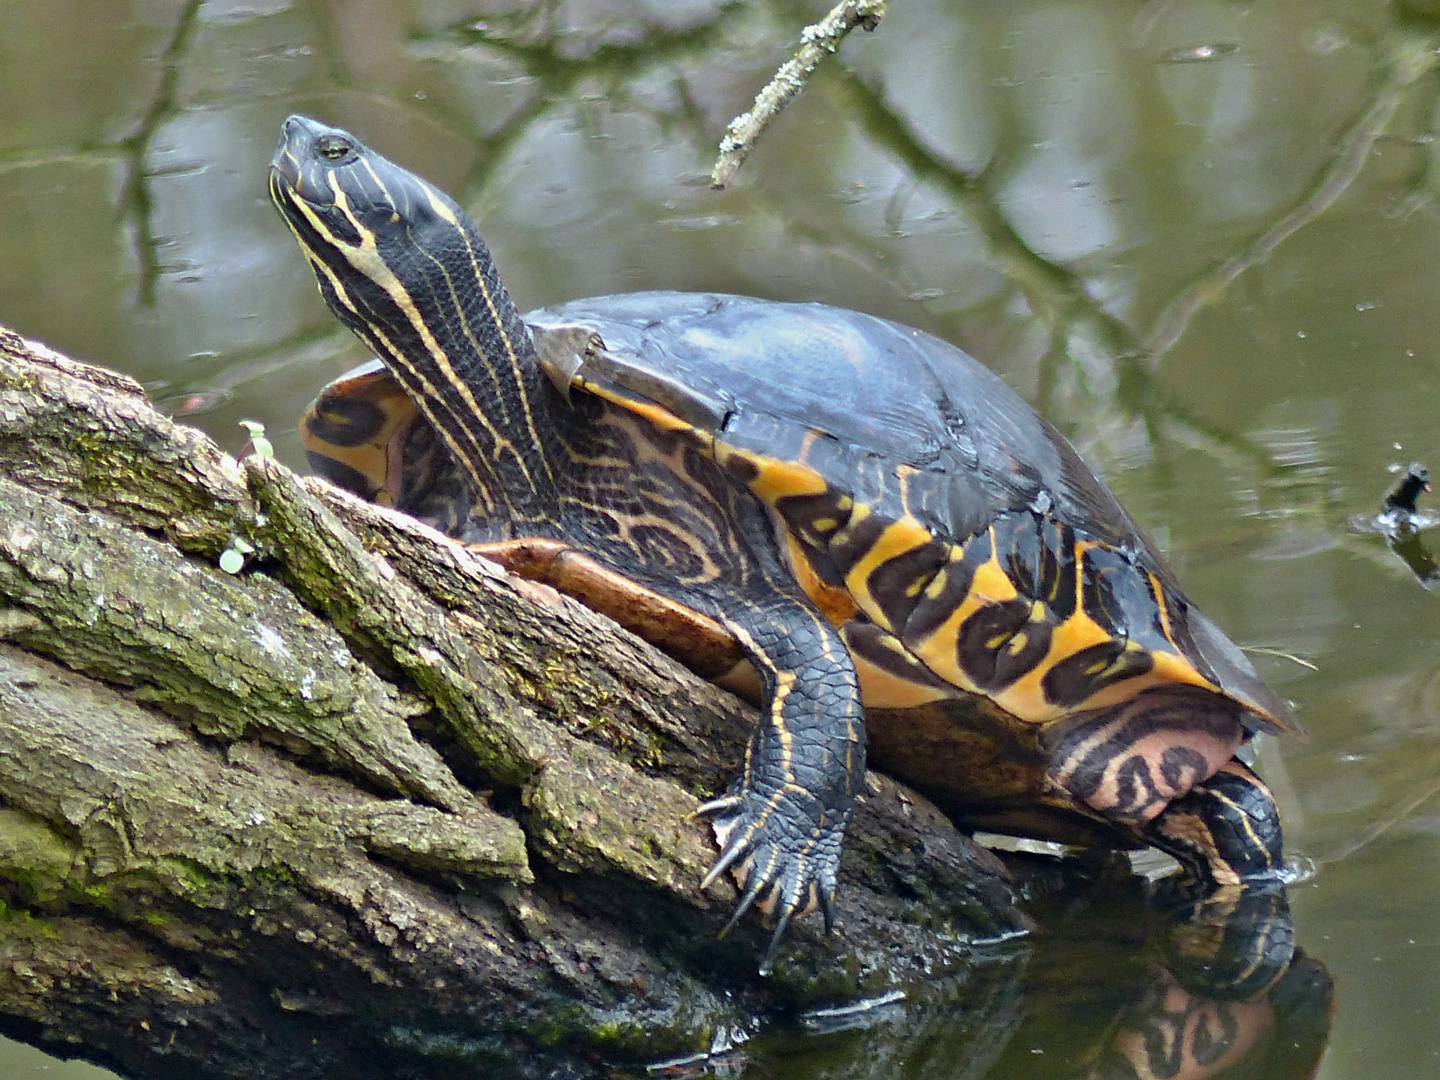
[{"xmin": 269, "ymin": 115, "xmax": 313, "ymax": 190}]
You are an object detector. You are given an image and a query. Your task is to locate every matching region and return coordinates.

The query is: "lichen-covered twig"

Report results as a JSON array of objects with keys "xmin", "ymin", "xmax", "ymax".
[{"xmin": 711, "ymin": 0, "xmax": 887, "ymax": 189}]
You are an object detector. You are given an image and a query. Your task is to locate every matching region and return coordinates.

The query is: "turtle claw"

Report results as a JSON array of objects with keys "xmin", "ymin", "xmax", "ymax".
[
  {"xmin": 693, "ymin": 793, "xmax": 745, "ymax": 820},
  {"xmin": 719, "ymin": 862, "xmax": 807, "ymax": 977},
  {"xmin": 718, "ymin": 864, "xmax": 772, "ymax": 939},
  {"xmin": 818, "ymin": 884, "xmax": 838, "ymax": 935},
  {"xmin": 699, "ymin": 823, "xmax": 752, "ymax": 892},
  {"xmin": 705, "ymin": 852, "xmax": 760, "ymax": 910},
  {"xmin": 699, "ymin": 785, "xmax": 847, "ymax": 972},
  {"xmin": 758, "ymin": 908, "xmax": 795, "ymax": 977}
]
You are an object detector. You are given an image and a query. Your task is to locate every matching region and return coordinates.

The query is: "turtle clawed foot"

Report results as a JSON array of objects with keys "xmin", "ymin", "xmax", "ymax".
[{"xmin": 696, "ymin": 791, "xmax": 843, "ymax": 975}]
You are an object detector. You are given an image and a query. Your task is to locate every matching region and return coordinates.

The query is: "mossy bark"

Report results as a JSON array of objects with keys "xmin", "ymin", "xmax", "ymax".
[{"xmin": 0, "ymin": 325, "xmax": 1022, "ymax": 1079}]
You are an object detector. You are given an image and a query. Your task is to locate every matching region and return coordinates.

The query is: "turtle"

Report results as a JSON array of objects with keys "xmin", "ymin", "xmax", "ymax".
[{"xmin": 270, "ymin": 115, "xmax": 1303, "ymax": 972}]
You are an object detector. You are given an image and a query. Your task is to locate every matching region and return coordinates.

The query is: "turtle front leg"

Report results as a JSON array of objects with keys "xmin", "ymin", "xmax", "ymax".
[{"xmin": 696, "ymin": 595, "xmax": 867, "ymax": 974}]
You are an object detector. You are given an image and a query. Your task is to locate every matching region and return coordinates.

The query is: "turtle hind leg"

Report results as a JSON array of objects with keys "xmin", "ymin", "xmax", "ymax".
[
  {"xmin": 1147, "ymin": 757, "xmax": 1286, "ymax": 890},
  {"xmin": 1045, "ymin": 686, "xmax": 1247, "ymax": 835},
  {"xmin": 1047, "ymin": 696, "xmax": 1293, "ymax": 995},
  {"xmin": 1153, "ymin": 873, "xmax": 1295, "ymax": 999},
  {"xmin": 1043, "ymin": 687, "xmax": 1279, "ymax": 882},
  {"xmin": 1146, "ymin": 759, "xmax": 1295, "ymax": 997},
  {"xmin": 696, "ymin": 595, "xmax": 867, "ymax": 974},
  {"xmin": 1147, "ymin": 764, "xmax": 1295, "ymax": 999}
]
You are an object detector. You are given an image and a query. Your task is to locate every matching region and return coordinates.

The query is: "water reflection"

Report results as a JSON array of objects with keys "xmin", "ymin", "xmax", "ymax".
[
  {"xmin": 688, "ymin": 871, "xmax": 1333, "ymax": 1080},
  {"xmin": 1385, "ymin": 529, "xmax": 1440, "ymax": 590}
]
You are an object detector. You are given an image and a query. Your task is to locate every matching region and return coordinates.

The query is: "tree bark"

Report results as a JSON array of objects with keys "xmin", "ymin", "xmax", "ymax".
[{"xmin": 0, "ymin": 325, "xmax": 1022, "ymax": 1079}]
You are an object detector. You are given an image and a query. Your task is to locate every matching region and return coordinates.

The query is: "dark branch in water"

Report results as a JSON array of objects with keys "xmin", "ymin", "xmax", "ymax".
[
  {"xmin": 711, "ymin": 0, "xmax": 888, "ymax": 189},
  {"xmin": 1143, "ymin": 32, "xmax": 1440, "ymax": 365},
  {"xmin": 1384, "ymin": 462, "xmax": 1431, "ymax": 514},
  {"xmin": 115, "ymin": 0, "xmax": 204, "ymax": 308}
]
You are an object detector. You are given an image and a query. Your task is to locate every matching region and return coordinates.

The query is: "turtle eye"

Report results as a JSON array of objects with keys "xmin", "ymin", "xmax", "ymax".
[{"xmin": 316, "ymin": 134, "xmax": 352, "ymax": 161}]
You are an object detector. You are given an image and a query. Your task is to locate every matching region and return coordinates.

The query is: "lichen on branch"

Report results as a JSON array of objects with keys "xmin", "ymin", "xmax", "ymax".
[{"xmin": 711, "ymin": 0, "xmax": 888, "ymax": 189}]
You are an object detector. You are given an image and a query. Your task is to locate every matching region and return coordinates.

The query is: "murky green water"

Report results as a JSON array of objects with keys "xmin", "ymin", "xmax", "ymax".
[{"xmin": 3, "ymin": 0, "xmax": 1439, "ymax": 1076}]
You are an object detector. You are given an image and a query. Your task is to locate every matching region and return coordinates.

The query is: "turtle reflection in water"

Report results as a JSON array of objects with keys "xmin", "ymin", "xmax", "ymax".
[
  {"xmin": 764, "ymin": 873, "xmax": 1332, "ymax": 1080},
  {"xmin": 271, "ymin": 115, "xmax": 1303, "ymax": 983},
  {"xmin": 991, "ymin": 876, "xmax": 1333, "ymax": 1080}
]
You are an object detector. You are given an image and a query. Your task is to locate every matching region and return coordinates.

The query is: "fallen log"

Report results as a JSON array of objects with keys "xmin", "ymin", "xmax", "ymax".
[{"xmin": 0, "ymin": 325, "xmax": 1022, "ymax": 1079}]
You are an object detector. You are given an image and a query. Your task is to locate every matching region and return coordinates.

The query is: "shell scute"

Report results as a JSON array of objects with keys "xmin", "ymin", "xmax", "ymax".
[{"xmin": 300, "ymin": 358, "xmax": 419, "ymax": 504}]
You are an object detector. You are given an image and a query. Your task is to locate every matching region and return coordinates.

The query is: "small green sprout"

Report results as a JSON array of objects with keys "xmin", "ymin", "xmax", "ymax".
[
  {"xmin": 239, "ymin": 419, "xmax": 274, "ymax": 460},
  {"xmin": 219, "ymin": 536, "xmax": 256, "ymax": 575}
]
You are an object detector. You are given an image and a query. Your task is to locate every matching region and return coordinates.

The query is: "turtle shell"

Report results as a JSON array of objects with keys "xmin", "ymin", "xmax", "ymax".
[
  {"xmin": 302, "ymin": 291, "xmax": 1299, "ymax": 840},
  {"xmin": 524, "ymin": 294, "xmax": 1297, "ymax": 729}
]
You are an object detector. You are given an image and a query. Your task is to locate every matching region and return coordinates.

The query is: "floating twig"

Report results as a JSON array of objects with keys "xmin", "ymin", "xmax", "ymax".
[{"xmin": 1239, "ymin": 646, "xmax": 1320, "ymax": 673}]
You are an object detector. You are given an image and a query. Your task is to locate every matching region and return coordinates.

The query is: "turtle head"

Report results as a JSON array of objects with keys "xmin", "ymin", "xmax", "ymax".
[
  {"xmin": 267, "ymin": 114, "xmax": 523, "ymax": 371},
  {"xmin": 269, "ymin": 115, "xmax": 561, "ymax": 521},
  {"xmin": 269, "ymin": 115, "xmax": 466, "ymax": 273}
]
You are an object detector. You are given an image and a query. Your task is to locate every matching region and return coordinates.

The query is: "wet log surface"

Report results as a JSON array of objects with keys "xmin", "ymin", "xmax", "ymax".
[{"xmin": 0, "ymin": 325, "xmax": 1024, "ymax": 1079}]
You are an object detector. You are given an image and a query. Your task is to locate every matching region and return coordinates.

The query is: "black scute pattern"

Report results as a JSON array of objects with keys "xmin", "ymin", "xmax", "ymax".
[
  {"xmin": 305, "ymin": 392, "xmax": 387, "ymax": 449},
  {"xmin": 304, "ymin": 451, "xmax": 378, "ymax": 499}
]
